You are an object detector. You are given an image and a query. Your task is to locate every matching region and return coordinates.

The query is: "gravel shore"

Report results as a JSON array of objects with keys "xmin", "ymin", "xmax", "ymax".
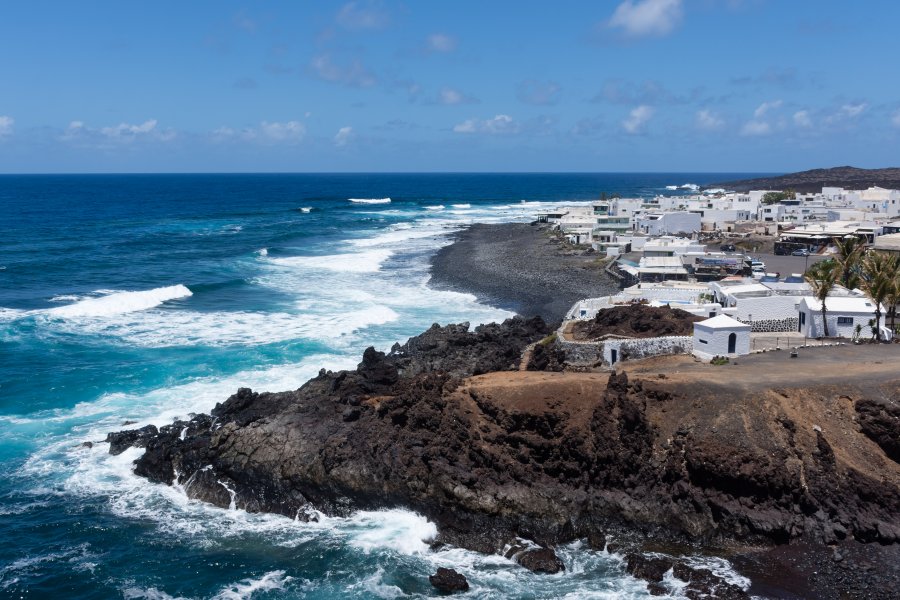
[{"xmin": 429, "ymin": 223, "xmax": 619, "ymax": 323}]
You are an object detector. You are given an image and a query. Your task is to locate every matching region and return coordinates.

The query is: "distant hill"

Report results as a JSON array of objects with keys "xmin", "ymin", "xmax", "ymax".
[{"xmin": 709, "ymin": 166, "xmax": 900, "ymax": 193}]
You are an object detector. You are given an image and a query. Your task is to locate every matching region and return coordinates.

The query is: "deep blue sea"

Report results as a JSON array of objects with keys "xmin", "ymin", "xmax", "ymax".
[{"xmin": 0, "ymin": 173, "xmax": 759, "ymax": 599}]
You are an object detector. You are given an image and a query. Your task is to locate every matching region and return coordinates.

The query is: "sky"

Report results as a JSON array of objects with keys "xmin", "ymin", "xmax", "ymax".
[{"xmin": 1, "ymin": 0, "xmax": 900, "ymax": 173}]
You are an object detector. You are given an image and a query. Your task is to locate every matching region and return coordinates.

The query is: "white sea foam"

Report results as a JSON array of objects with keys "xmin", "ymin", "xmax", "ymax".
[
  {"xmin": 451, "ymin": 203, "xmax": 471, "ymax": 208},
  {"xmin": 299, "ymin": 206, "xmax": 312, "ymax": 213},
  {"xmin": 122, "ymin": 587, "xmax": 189, "ymax": 600},
  {"xmin": 0, "ymin": 307, "xmax": 27, "ymax": 323},
  {"xmin": 256, "ymin": 248, "xmax": 268, "ymax": 257},
  {"xmin": 48, "ymin": 294, "xmax": 83, "ymax": 303},
  {"xmin": 211, "ymin": 571, "xmax": 293, "ymax": 600},
  {"xmin": 35, "ymin": 306, "xmax": 397, "ymax": 348},
  {"xmin": 0, "ymin": 544, "xmax": 99, "ymax": 590},
  {"xmin": 343, "ymin": 510, "xmax": 437, "ymax": 555},
  {"xmin": 349, "ymin": 225, "xmax": 455, "ymax": 248},
  {"xmin": 424, "ymin": 204, "xmax": 444, "ymax": 211},
  {"xmin": 348, "ymin": 568, "xmax": 404, "ymax": 599},
  {"xmin": 268, "ymin": 249, "xmax": 393, "ymax": 273},
  {"xmin": 349, "ymin": 197, "xmax": 391, "ymax": 204},
  {"xmin": 46, "ymin": 285, "xmax": 192, "ymax": 319}
]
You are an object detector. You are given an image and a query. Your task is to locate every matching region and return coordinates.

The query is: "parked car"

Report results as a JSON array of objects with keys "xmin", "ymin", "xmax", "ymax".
[
  {"xmin": 719, "ymin": 243, "xmax": 736, "ymax": 252},
  {"xmin": 791, "ymin": 248, "xmax": 810, "ymax": 257}
]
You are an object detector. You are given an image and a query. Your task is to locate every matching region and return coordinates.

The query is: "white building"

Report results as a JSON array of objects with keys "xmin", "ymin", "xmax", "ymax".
[
  {"xmin": 798, "ymin": 296, "xmax": 888, "ymax": 339},
  {"xmin": 692, "ymin": 314, "xmax": 751, "ymax": 361},
  {"xmin": 636, "ymin": 211, "xmax": 701, "ymax": 236}
]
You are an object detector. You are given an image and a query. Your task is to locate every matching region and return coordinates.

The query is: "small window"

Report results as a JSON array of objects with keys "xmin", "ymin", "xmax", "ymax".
[
  {"xmin": 837, "ymin": 317, "xmax": 853, "ymax": 325},
  {"xmin": 698, "ymin": 339, "xmax": 708, "ymax": 344}
]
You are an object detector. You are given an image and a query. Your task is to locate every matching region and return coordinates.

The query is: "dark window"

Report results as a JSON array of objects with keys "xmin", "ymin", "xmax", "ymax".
[{"xmin": 837, "ymin": 316, "xmax": 853, "ymax": 325}]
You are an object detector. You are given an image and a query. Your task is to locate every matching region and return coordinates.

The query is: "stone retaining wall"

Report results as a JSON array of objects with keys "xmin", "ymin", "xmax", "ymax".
[
  {"xmin": 735, "ymin": 316, "xmax": 798, "ymax": 333},
  {"xmin": 556, "ymin": 331, "xmax": 693, "ymax": 368}
]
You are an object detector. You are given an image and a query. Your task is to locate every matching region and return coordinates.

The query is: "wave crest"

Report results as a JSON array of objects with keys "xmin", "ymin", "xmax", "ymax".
[{"xmin": 46, "ymin": 285, "xmax": 193, "ymax": 319}]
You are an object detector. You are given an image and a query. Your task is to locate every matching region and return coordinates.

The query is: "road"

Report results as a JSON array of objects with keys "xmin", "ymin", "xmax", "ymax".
[{"xmin": 742, "ymin": 252, "xmax": 828, "ymax": 276}]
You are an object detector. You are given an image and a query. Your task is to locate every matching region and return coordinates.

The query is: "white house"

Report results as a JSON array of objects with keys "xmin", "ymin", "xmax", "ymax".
[
  {"xmin": 692, "ymin": 314, "xmax": 751, "ymax": 361},
  {"xmin": 636, "ymin": 211, "xmax": 701, "ymax": 236},
  {"xmin": 797, "ymin": 296, "xmax": 889, "ymax": 339}
]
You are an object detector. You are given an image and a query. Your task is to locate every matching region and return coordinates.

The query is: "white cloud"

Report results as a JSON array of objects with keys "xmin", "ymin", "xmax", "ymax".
[
  {"xmin": 740, "ymin": 120, "xmax": 771, "ymax": 136},
  {"xmin": 840, "ymin": 103, "xmax": 867, "ymax": 118},
  {"xmin": 793, "ymin": 110, "xmax": 812, "ymax": 128},
  {"xmin": 334, "ymin": 126, "xmax": 353, "ymax": 147},
  {"xmin": 753, "ymin": 100, "xmax": 782, "ymax": 119},
  {"xmin": 622, "ymin": 105, "xmax": 654, "ymax": 134},
  {"xmin": 62, "ymin": 119, "xmax": 175, "ymax": 144},
  {"xmin": 608, "ymin": 0, "xmax": 684, "ymax": 38},
  {"xmin": 336, "ymin": 1, "xmax": 389, "ymax": 30},
  {"xmin": 309, "ymin": 53, "xmax": 376, "ymax": 88},
  {"xmin": 696, "ymin": 109, "xmax": 724, "ymax": 131},
  {"xmin": 100, "ymin": 119, "xmax": 159, "ymax": 138},
  {"xmin": 453, "ymin": 114, "xmax": 519, "ymax": 134},
  {"xmin": 212, "ymin": 121, "xmax": 306, "ymax": 144},
  {"xmin": 893, "ymin": 110, "xmax": 900, "ymax": 128},
  {"xmin": 0, "ymin": 115, "xmax": 14, "ymax": 137},
  {"xmin": 260, "ymin": 121, "xmax": 305, "ymax": 142},
  {"xmin": 426, "ymin": 33, "xmax": 457, "ymax": 53}
]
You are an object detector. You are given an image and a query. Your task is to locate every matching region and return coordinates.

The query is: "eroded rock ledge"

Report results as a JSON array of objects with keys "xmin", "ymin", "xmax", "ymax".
[{"xmin": 107, "ymin": 320, "xmax": 900, "ymax": 596}]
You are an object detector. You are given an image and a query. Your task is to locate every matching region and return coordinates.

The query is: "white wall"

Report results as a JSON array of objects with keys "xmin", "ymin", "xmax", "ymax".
[
  {"xmin": 692, "ymin": 326, "xmax": 750, "ymax": 359},
  {"xmin": 801, "ymin": 308, "xmax": 876, "ymax": 338},
  {"xmin": 730, "ymin": 295, "xmax": 803, "ymax": 321}
]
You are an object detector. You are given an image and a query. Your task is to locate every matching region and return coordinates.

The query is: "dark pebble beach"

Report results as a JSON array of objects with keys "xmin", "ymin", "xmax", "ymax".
[{"xmin": 429, "ymin": 222, "xmax": 619, "ymax": 323}]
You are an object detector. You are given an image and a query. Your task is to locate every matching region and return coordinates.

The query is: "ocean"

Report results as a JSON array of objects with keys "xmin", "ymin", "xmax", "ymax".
[{"xmin": 0, "ymin": 173, "xmax": 757, "ymax": 599}]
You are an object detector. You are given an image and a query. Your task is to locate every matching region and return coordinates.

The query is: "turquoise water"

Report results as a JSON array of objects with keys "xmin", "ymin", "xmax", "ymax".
[{"xmin": 0, "ymin": 174, "xmax": 755, "ymax": 599}]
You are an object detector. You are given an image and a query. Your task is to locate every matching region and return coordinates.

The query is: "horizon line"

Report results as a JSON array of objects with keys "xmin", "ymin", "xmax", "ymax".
[{"xmin": 0, "ymin": 170, "xmax": 782, "ymax": 177}]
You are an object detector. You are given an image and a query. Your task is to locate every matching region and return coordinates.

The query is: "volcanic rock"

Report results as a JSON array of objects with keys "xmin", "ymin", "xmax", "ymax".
[
  {"xmin": 515, "ymin": 547, "xmax": 565, "ymax": 574},
  {"xmin": 105, "ymin": 331, "xmax": 900, "ymax": 596},
  {"xmin": 570, "ymin": 304, "xmax": 703, "ymax": 341},
  {"xmin": 428, "ymin": 567, "xmax": 469, "ymax": 593},
  {"xmin": 105, "ymin": 425, "xmax": 158, "ymax": 455}
]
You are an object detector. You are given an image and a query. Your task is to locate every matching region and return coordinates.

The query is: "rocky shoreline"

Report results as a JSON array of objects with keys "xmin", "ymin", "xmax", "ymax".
[
  {"xmin": 429, "ymin": 222, "xmax": 619, "ymax": 323},
  {"xmin": 105, "ymin": 313, "xmax": 900, "ymax": 597}
]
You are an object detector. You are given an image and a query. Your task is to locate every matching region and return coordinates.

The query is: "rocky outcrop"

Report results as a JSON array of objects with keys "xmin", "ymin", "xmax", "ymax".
[
  {"xmin": 107, "ymin": 326, "xmax": 900, "ymax": 595},
  {"xmin": 570, "ymin": 304, "xmax": 702, "ymax": 341},
  {"xmin": 428, "ymin": 568, "xmax": 469, "ymax": 593},
  {"xmin": 855, "ymin": 398, "xmax": 900, "ymax": 463}
]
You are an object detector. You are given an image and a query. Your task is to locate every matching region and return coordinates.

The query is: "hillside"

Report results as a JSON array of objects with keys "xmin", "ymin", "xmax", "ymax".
[{"xmin": 710, "ymin": 166, "xmax": 900, "ymax": 193}]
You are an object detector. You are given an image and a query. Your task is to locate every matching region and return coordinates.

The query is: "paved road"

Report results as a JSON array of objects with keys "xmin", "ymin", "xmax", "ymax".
[{"xmin": 742, "ymin": 252, "xmax": 827, "ymax": 276}]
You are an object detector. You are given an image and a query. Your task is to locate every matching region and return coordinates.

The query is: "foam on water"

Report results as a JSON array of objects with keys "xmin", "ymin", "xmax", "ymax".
[
  {"xmin": 424, "ymin": 204, "xmax": 444, "ymax": 211},
  {"xmin": 349, "ymin": 197, "xmax": 391, "ymax": 204},
  {"xmin": 39, "ymin": 305, "xmax": 399, "ymax": 348},
  {"xmin": 122, "ymin": 587, "xmax": 189, "ymax": 600},
  {"xmin": 45, "ymin": 285, "xmax": 193, "ymax": 318},
  {"xmin": 268, "ymin": 249, "xmax": 393, "ymax": 273},
  {"xmin": 210, "ymin": 571, "xmax": 293, "ymax": 600},
  {"xmin": 349, "ymin": 225, "xmax": 456, "ymax": 248}
]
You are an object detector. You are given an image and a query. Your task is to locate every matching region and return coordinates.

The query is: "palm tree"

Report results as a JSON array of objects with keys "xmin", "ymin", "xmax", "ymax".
[
  {"xmin": 832, "ymin": 235, "xmax": 865, "ymax": 289},
  {"xmin": 804, "ymin": 259, "xmax": 839, "ymax": 337},
  {"xmin": 859, "ymin": 252, "xmax": 900, "ymax": 342},
  {"xmin": 887, "ymin": 264, "xmax": 900, "ymax": 334}
]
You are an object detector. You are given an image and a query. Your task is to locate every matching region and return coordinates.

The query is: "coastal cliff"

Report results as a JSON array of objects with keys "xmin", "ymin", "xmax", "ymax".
[{"xmin": 107, "ymin": 319, "xmax": 900, "ymax": 598}]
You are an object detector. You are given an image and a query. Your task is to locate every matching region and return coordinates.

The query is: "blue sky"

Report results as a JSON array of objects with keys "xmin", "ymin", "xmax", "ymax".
[{"xmin": 1, "ymin": 0, "xmax": 899, "ymax": 173}]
